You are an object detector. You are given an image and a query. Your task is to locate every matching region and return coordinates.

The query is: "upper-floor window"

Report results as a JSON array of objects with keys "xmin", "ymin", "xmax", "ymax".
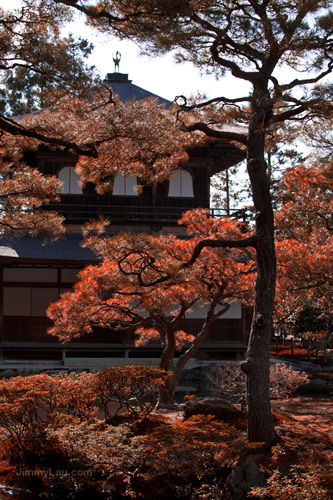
[
  {"xmin": 113, "ymin": 174, "xmax": 138, "ymax": 196},
  {"xmin": 58, "ymin": 166, "xmax": 82, "ymax": 195},
  {"xmin": 168, "ymin": 169, "xmax": 194, "ymax": 197}
]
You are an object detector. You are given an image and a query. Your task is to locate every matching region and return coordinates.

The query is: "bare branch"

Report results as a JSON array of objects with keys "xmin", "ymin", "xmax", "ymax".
[
  {"xmin": 276, "ymin": 61, "xmax": 333, "ymax": 93},
  {"xmin": 182, "ymin": 235, "xmax": 257, "ymax": 269},
  {"xmin": 180, "ymin": 121, "xmax": 248, "ymax": 146},
  {"xmin": 0, "ymin": 115, "xmax": 98, "ymax": 157},
  {"xmin": 175, "ymin": 94, "xmax": 250, "ymax": 110},
  {"xmin": 210, "ymin": 40, "xmax": 260, "ymax": 84}
]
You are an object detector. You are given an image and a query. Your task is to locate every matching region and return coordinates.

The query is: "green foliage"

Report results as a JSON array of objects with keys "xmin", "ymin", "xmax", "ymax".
[
  {"xmin": 0, "ymin": 36, "xmax": 97, "ymax": 116},
  {"xmin": 295, "ymin": 306, "xmax": 332, "ymax": 337},
  {"xmin": 0, "ymin": 1, "xmax": 99, "ymax": 116}
]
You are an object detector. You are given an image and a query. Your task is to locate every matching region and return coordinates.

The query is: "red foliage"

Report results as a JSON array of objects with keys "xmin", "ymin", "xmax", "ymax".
[
  {"xmin": 93, "ymin": 365, "xmax": 171, "ymax": 419},
  {"xmin": 0, "ymin": 133, "xmax": 64, "ymax": 239},
  {"xmin": 47, "ymin": 211, "xmax": 254, "ymax": 403},
  {"xmin": 275, "ymin": 163, "xmax": 333, "ymax": 330},
  {"xmin": 0, "ymin": 372, "xmax": 97, "ymax": 449}
]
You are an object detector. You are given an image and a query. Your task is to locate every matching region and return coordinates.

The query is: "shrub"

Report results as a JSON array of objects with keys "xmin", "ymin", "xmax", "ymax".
[
  {"xmin": 269, "ymin": 363, "xmax": 309, "ymax": 399},
  {"xmin": 47, "ymin": 421, "xmax": 144, "ymax": 478},
  {"xmin": 0, "ymin": 367, "xmax": 170, "ymax": 451},
  {"xmin": 250, "ymin": 469, "xmax": 330, "ymax": 499},
  {"xmin": 207, "ymin": 362, "xmax": 308, "ymax": 403},
  {"xmin": 142, "ymin": 414, "xmax": 239, "ymax": 482},
  {"xmin": 93, "ymin": 365, "xmax": 171, "ymax": 419},
  {"xmin": 206, "ymin": 362, "xmax": 246, "ymax": 407},
  {"xmin": 0, "ymin": 372, "xmax": 97, "ymax": 452},
  {"xmin": 45, "ymin": 416, "xmax": 240, "ymax": 499}
]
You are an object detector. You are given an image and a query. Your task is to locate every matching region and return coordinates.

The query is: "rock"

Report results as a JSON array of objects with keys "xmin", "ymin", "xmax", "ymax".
[
  {"xmin": 103, "ymin": 471, "xmax": 131, "ymax": 495},
  {"xmin": 0, "ymin": 369, "xmax": 18, "ymax": 378},
  {"xmin": 226, "ymin": 462, "xmax": 266, "ymax": 500},
  {"xmin": 270, "ymin": 358, "xmax": 323, "ymax": 372},
  {"xmin": 132, "ymin": 473, "xmax": 170, "ymax": 500},
  {"xmin": 302, "ymin": 378, "xmax": 333, "ymax": 394},
  {"xmin": 41, "ymin": 368, "xmax": 71, "ymax": 375},
  {"xmin": 183, "ymin": 397, "xmax": 242, "ymax": 422}
]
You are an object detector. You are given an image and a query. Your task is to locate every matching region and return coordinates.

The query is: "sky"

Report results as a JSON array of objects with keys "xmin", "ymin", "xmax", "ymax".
[
  {"xmin": 76, "ymin": 25, "xmax": 252, "ymax": 102},
  {"xmin": 0, "ymin": 1, "xmax": 330, "ymax": 103},
  {"xmin": 0, "ymin": 0, "xmax": 249, "ymax": 208},
  {"xmin": 0, "ymin": 0, "xmax": 250, "ymax": 102}
]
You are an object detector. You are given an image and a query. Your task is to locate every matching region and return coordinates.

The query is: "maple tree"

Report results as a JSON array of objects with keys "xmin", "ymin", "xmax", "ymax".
[
  {"xmin": 58, "ymin": 0, "xmax": 333, "ymax": 444},
  {"xmin": 275, "ymin": 163, "xmax": 333, "ymax": 336},
  {"xmin": 48, "ymin": 210, "xmax": 254, "ymax": 405},
  {"xmin": 276, "ymin": 163, "xmax": 333, "ymax": 240}
]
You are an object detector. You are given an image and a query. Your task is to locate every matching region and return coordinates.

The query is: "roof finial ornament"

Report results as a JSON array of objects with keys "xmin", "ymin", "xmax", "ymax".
[{"xmin": 113, "ymin": 51, "xmax": 121, "ymax": 73}]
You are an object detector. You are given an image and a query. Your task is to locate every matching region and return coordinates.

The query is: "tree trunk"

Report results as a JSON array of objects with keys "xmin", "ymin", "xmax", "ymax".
[
  {"xmin": 157, "ymin": 379, "xmax": 177, "ymax": 407},
  {"xmin": 242, "ymin": 85, "xmax": 278, "ymax": 445},
  {"xmin": 156, "ymin": 297, "xmax": 228, "ymax": 408},
  {"xmin": 157, "ymin": 325, "xmax": 177, "ymax": 407}
]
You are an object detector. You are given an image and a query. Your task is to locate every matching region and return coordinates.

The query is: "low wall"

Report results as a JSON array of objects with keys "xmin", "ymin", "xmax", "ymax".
[{"xmin": 63, "ymin": 357, "xmax": 198, "ymax": 369}]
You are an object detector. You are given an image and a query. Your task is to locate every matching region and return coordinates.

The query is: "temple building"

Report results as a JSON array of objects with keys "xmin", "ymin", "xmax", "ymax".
[{"xmin": 0, "ymin": 71, "xmax": 247, "ymax": 368}]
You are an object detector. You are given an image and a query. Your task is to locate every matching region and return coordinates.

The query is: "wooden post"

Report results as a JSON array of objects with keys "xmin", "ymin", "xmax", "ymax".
[
  {"xmin": 0, "ymin": 266, "xmax": 3, "ymax": 362},
  {"xmin": 291, "ymin": 337, "xmax": 294, "ymax": 357}
]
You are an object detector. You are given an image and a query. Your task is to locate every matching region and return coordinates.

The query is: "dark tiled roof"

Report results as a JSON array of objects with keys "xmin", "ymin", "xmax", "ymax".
[
  {"xmin": 104, "ymin": 73, "xmax": 171, "ymax": 106},
  {"xmin": 0, "ymin": 234, "xmax": 97, "ymax": 262}
]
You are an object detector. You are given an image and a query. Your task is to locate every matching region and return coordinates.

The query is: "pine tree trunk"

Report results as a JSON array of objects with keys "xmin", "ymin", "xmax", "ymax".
[{"xmin": 242, "ymin": 85, "xmax": 278, "ymax": 445}]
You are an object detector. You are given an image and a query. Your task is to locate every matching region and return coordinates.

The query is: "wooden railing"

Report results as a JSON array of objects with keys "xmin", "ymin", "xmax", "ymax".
[
  {"xmin": 271, "ymin": 337, "xmax": 331, "ymax": 363},
  {"xmin": 42, "ymin": 197, "xmax": 249, "ymax": 224},
  {"xmin": 0, "ymin": 341, "xmax": 247, "ymax": 364}
]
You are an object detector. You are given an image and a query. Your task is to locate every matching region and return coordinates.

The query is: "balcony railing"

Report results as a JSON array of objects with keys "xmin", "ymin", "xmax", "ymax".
[{"xmin": 42, "ymin": 196, "xmax": 249, "ymax": 224}]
